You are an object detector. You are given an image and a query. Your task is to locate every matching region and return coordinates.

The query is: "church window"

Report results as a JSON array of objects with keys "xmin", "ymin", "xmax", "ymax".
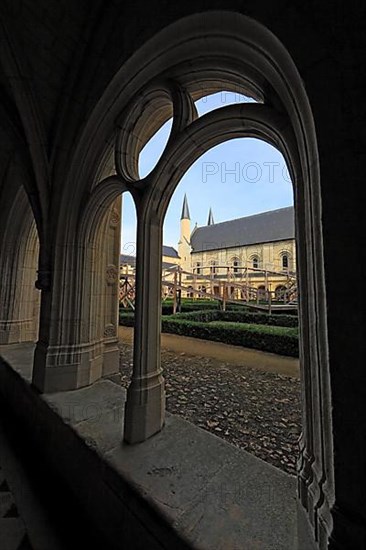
[
  {"xmin": 232, "ymin": 257, "xmax": 240, "ymax": 273},
  {"xmin": 210, "ymin": 260, "xmax": 217, "ymax": 275}
]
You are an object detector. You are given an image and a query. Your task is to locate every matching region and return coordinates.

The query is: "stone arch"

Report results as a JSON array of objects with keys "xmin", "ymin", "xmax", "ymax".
[
  {"xmin": 0, "ymin": 184, "xmax": 40, "ymax": 345},
  {"xmin": 275, "ymin": 284, "xmax": 288, "ymax": 302},
  {"xmin": 33, "ymin": 174, "xmax": 130, "ymax": 391},
  {"xmin": 230, "ymin": 256, "xmax": 240, "ymax": 273},
  {"xmin": 279, "ymin": 249, "xmax": 292, "ymax": 270},
  {"xmin": 33, "ymin": 11, "xmax": 332, "ymax": 545},
  {"xmin": 257, "ymin": 284, "xmax": 266, "ymax": 301},
  {"xmin": 248, "ymin": 253, "xmax": 261, "ymax": 270}
]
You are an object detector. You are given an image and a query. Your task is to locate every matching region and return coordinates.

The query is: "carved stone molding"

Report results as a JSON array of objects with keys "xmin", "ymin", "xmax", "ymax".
[
  {"xmin": 110, "ymin": 208, "xmax": 120, "ymax": 227},
  {"xmin": 106, "ymin": 264, "xmax": 118, "ymax": 285},
  {"xmin": 104, "ymin": 323, "xmax": 116, "ymax": 337}
]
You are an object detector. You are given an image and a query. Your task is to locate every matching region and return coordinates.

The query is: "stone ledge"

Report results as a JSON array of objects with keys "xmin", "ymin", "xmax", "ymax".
[{"xmin": 0, "ymin": 352, "xmax": 298, "ymax": 549}]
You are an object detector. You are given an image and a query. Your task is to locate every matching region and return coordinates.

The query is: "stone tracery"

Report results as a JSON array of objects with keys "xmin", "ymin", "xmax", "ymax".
[{"xmin": 0, "ymin": 9, "xmax": 342, "ymax": 548}]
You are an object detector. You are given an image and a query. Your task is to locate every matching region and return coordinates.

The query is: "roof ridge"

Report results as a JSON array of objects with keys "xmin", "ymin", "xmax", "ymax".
[{"xmin": 195, "ymin": 205, "xmax": 293, "ymax": 230}]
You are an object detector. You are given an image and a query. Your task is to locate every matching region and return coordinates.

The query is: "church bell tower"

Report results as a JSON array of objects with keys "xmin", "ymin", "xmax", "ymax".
[{"xmin": 178, "ymin": 194, "xmax": 191, "ymax": 270}]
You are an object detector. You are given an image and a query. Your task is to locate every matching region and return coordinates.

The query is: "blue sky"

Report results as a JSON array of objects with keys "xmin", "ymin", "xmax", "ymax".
[{"xmin": 120, "ymin": 92, "xmax": 293, "ymax": 254}]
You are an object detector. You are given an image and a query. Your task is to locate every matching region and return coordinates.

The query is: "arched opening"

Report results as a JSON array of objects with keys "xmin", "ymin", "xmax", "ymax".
[
  {"xmin": 119, "ymin": 191, "xmax": 138, "ymax": 309},
  {"xmin": 51, "ymin": 11, "xmax": 332, "ymax": 547},
  {"xmin": 252, "ymin": 255, "xmax": 260, "ymax": 270},
  {"xmin": 0, "ymin": 186, "xmax": 40, "ymax": 348},
  {"xmin": 157, "ymin": 84, "xmax": 300, "ymax": 475},
  {"xmin": 194, "ymin": 90, "xmax": 258, "ymax": 117},
  {"xmin": 275, "ymin": 284, "xmax": 288, "ymax": 302},
  {"xmin": 209, "ymin": 260, "xmax": 218, "ymax": 275},
  {"xmin": 139, "ymin": 118, "xmax": 173, "ymax": 178},
  {"xmin": 257, "ymin": 284, "xmax": 266, "ymax": 301},
  {"xmin": 232, "ymin": 256, "xmax": 240, "ymax": 273}
]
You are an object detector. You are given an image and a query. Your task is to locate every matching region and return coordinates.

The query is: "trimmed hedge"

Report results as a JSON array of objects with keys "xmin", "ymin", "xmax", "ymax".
[
  {"xmin": 161, "ymin": 298, "xmax": 298, "ymax": 314},
  {"xmin": 120, "ymin": 308, "xmax": 298, "ymax": 328},
  {"xmin": 162, "ymin": 301, "xmax": 221, "ymax": 315},
  {"xmin": 119, "ymin": 312, "xmax": 135, "ymax": 326},
  {"xmin": 119, "ymin": 311, "xmax": 298, "ymax": 357},
  {"xmin": 172, "ymin": 309, "xmax": 298, "ymax": 327},
  {"xmin": 217, "ymin": 310, "xmax": 298, "ymax": 327},
  {"xmin": 162, "ymin": 318, "xmax": 298, "ymax": 357}
]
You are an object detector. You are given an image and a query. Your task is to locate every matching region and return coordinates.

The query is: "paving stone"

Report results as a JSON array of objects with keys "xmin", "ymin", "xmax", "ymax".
[{"xmin": 45, "ymin": 379, "xmax": 126, "ymax": 425}]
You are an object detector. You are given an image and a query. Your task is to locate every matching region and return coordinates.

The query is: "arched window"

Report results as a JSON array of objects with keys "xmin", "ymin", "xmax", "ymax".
[
  {"xmin": 257, "ymin": 285, "xmax": 266, "ymax": 300},
  {"xmin": 252, "ymin": 256, "xmax": 259, "ymax": 269},
  {"xmin": 275, "ymin": 285, "xmax": 287, "ymax": 301},
  {"xmin": 210, "ymin": 260, "xmax": 217, "ymax": 275},
  {"xmin": 282, "ymin": 254, "xmax": 289, "ymax": 269},
  {"xmin": 187, "ymin": 285, "xmax": 194, "ymax": 298},
  {"xmin": 232, "ymin": 257, "xmax": 240, "ymax": 273},
  {"xmin": 196, "ymin": 261, "xmax": 201, "ymax": 274}
]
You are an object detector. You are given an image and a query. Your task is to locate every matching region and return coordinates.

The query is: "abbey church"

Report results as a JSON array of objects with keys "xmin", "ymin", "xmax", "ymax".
[
  {"xmin": 177, "ymin": 195, "xmax": 296, "ymax": 301},
  {"xmin": 121, "ymin": 194, "xmax": 297, "ymax": 302}
]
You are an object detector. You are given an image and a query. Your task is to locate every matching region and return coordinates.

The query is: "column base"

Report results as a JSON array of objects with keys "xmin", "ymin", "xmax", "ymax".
[
  {"xmin": 32, "ymin": 340, "xmax": 104, "ymax": 392},
  {"xmin": 124, "ymin": 378, "xmax": 165, "ymax": 443},
  {"xmin": 102, "ymin": 339, "xmax": 120, "ymax": 377}
]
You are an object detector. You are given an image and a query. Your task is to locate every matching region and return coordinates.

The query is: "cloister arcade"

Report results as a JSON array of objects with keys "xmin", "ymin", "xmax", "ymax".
[{"xmin": 0, "ymin": 6, "xmax": 364, "ymax": 549}]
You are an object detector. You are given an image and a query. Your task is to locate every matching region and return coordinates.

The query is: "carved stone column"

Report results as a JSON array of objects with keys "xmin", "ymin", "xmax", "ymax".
[
  {"xmin": 124, "ymin": 210, "xmax": 165, "ymax": 443},
  {"xmin": 102, "ymin": 198, "xmax": 122, "ymax": 377}
]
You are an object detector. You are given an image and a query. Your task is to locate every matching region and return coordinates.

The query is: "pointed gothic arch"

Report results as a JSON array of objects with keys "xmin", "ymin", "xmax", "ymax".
[{"xmin": 24, "ymin": 11, "xmax": 333, "ymax": 547}]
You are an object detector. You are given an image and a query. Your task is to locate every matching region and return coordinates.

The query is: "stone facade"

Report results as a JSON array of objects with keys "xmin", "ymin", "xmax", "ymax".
[{"xmin": 178, "ymin": 199, "xmax": 297, "ymax": 300}]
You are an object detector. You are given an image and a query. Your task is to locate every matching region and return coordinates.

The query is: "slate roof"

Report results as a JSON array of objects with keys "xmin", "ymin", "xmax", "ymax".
[
  {"xmin": 162, "ymin": 245, "xmax": 179, "ymax": 258},
  {"xmin": 120, "ymin": 254, "xmax": 136, "ymax": 267},
  {"xmin": 190, "ymin": 206, "xmax": 295, "ymax": 252},
  {"xmin": 120, "ymin": 253, "xmax": 177, "ymax": 269}
]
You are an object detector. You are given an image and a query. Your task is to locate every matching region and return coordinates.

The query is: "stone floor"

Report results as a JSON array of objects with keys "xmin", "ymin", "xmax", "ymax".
[
  {"xmin": 0, "ymin": 344, "xmax": 301, "ymax": 549},
  {"xmin": 117, "ymin": 342, "xmax": 301, "ymax": 475}
]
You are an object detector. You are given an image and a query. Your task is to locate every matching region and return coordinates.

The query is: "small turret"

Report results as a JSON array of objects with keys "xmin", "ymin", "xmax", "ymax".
[
  {"xmin": 178, "ymin": 194, "xmax": 191, "ymax": 271},
  {"xmin": 181, "ymin": 194, "xmax": 191, "ymax": 220},
  {"xmin": 207, "ymin": 207, "xmax": 215, "ymax": 225}
]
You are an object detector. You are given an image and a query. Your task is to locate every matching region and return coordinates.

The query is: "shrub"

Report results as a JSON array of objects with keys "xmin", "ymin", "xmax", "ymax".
[
  {"xmin": 219, "ymin": 310, "xmax": 298, "ymax": 327},
  {"xmin": 119, "ymin": 311, "xmax": 299, "ymax": 357},
  {"xmin": 119, "ymin": 311, "xmax": 135, "ymax": 326},
  {"xmin": 161, "ymin": 301, "xmax": 221, "ymax": 315},
  {"xmin": 172, "ymin": 309, "xmax": 298, "ymax": 327},
  {"xmin": 161, "ymin": 318, "xmax": 298, "ymax": 357}
]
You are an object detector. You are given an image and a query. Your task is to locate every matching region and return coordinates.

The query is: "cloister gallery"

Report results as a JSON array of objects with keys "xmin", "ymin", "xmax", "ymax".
[{"xmin": 0, "ymin": 4, "xmax": 364, "ymax": 550}]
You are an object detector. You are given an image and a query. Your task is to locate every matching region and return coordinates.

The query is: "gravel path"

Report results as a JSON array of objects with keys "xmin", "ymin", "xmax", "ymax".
[{"xmin": 118, "ymin": 342, "xmax": 301, "ymax": 475}]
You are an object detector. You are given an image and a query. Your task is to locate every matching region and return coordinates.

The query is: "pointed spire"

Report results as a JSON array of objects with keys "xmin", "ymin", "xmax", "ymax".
[
  {"xmin": 207, "ymin": 207, "xmax": 214, "ymax": 225},
  {"xmin": 181, "ymin": 194, "xmax": 190, "ymax": 220}
]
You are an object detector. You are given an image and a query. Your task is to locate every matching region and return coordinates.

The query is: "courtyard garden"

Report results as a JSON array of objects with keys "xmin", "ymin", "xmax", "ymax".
[
  {"xmin": 119, "ymin": 298, "xmax": 299, "ymax": 357},
  {"xmin": 117, "ymin": 299, "xmax": 301, "ymax": 475}
]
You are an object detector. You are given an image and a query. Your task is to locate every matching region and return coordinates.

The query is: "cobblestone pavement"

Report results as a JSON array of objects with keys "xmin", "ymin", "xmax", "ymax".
[{"xmin": 118, "ymin": 343, "xmax": 301, "ymax": 475}]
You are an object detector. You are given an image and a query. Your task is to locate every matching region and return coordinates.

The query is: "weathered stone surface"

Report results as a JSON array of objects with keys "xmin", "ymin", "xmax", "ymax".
[
  {"xmin": 106, "ymin": 414, "xmax": 297, "ymax": 549},
  {"xmin": 118, "ymin": 342, "xmax": 301, "ymax": 475}
]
